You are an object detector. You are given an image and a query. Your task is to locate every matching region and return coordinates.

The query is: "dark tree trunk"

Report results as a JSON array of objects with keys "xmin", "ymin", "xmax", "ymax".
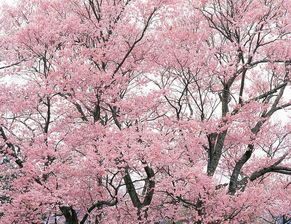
[{"xmin": 60, "ymin": 206, "xmax": 78, "ymax": 224}]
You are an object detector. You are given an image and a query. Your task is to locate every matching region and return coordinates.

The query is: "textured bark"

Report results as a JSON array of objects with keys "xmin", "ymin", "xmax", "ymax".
[
  {"xmin": 60, "ymin": 206, "xmax": 79, "ymax": 224},
  {"xmin": 228, "ymin": 146, "xmax": 253, "ymax": 195},
  {"xmin": 207, "ymin": 131, "xmax": 227, "ymax": 176}
]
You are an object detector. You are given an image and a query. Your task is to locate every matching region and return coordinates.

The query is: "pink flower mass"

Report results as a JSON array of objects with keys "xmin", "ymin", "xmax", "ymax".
[{"xmin": 0, "ymin": 0, "xmax": 290, "ymax": 223}]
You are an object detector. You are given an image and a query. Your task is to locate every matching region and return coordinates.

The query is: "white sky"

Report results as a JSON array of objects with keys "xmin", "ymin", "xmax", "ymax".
[{"xmin": 0, "ymin": 0, "xmax": 16, "ymax": 6}]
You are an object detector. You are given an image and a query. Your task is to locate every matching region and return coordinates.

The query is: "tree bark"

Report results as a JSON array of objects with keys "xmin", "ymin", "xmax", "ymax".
[{"xmin": 60, "ymin": 206, "xmax": 79, "ymax": 224}]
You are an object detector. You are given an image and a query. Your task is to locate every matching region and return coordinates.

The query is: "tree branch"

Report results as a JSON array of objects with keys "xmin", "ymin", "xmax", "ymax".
[
  {"xmin": 250, "ymin": 154, "xmax": 290, "ymax": 181},
  {"xmin": 0, "ymin": 60, "xmax": 24, "ymax": 70},
  {"xmin": 228, "ymin": 145, "xmax": 253, "ymax": 195},
  {"xmin": 0, "ymin": 127, "xmax": 23, "ymax": 168},
  {"xmin": 123, "ymin": 167, "xmax": 142, "ymax": 208},
  {"xmin": 80, "ymin": 199, "xmax": 117, "ymax": 224},
  {"xmin": 112, "ymin": 8, "xmax": 157, "ymax": 76}
]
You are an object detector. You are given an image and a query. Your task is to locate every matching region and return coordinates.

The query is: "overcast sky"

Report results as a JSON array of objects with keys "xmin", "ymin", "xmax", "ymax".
[{"xmin": 0, "ymin": 0, "xmax": 15, "ymax": 6}]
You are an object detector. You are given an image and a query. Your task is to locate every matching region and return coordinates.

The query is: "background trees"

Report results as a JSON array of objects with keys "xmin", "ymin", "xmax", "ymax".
[{"xmin": 0, "ymin": 0, "xmax": 290, "ymax": 223}]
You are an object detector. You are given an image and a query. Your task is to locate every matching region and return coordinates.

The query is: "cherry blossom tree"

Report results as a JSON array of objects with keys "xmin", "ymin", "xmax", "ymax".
[{"xmin": 0, "ymin": 0, "xmax": 290, "ymax": 223}]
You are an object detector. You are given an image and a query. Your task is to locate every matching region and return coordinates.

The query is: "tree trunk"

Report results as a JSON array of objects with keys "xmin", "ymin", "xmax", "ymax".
[{"xmin": 60, "ymin": 206, "xmax": 78, "ymax": 224}]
